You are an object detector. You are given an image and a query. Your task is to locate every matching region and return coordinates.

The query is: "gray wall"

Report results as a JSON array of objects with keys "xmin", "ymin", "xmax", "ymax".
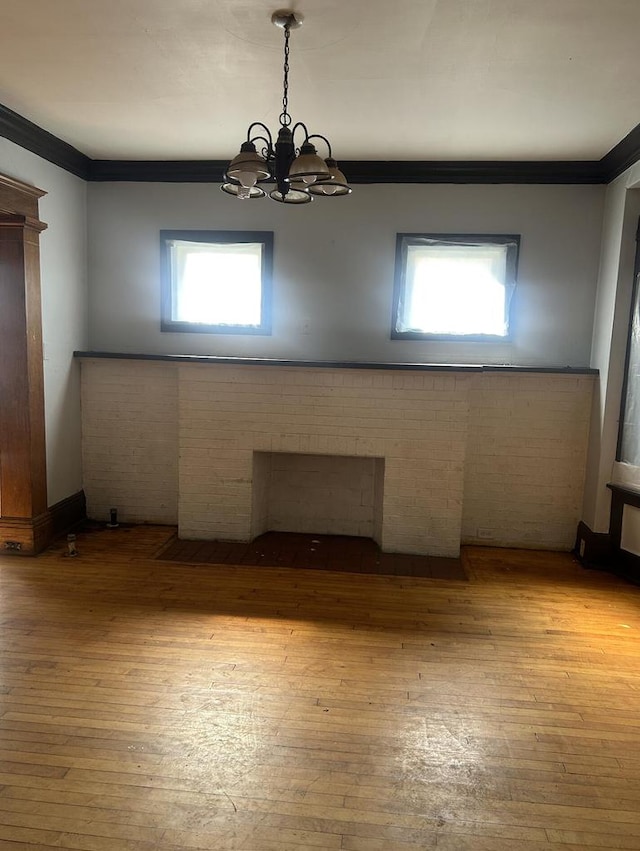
[
  {"xmin": 87, "ymin": 182, "xmax": 605, "ymax": 367},
  {"xmin": 0, "ymin": 139, "xmax": 88, "ymax": 506}
]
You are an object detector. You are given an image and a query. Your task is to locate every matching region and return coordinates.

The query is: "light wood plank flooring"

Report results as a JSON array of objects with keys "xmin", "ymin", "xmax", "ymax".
[{"xmin": 0, "ymin": 524, "xmax": 639, "ymax": 850}]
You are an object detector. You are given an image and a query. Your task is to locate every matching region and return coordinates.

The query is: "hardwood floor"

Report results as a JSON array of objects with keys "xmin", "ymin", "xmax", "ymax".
[{"xmin": 0, "ymin": 524, "xmax": 639, "ymax": 850}]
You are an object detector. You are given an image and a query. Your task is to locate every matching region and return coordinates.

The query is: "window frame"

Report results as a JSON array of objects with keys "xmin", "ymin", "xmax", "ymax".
[
  {"xmin": 391, "ymin": 232, "xmax": 520, "ymax": 342},
  {"xmin": 160, "ymin": 229, "xmax": 274, "ymax": 335}
]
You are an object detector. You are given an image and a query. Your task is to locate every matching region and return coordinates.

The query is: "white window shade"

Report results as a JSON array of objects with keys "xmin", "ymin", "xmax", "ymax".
[
  {"xmin": 171, "ymin": 240, "xmax": 263, "ymax": 327},
  {"xmin": 393, "ymin": 235, "xmax": 519, "ymax": 340},
  {"xmin": 160, "ymin": 229, "xmax": 273, "ymax": 336}
]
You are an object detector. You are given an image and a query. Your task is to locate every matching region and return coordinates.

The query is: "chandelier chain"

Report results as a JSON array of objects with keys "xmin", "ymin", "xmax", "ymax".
[{"xmin": 280, "ymin": 23, "xmax": 292, "ymax": 127}]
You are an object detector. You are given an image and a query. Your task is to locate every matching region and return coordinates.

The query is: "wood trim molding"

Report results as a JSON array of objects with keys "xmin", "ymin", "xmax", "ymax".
[
  {"xmin": 3, "ymin": 100, "xmax": 639, "ymax": 185},
  {"xmin": 88, "ymin": 158, "xmax": 607, "ymax": 185},
  {"xmin": 600, "ymin": 122, "xmax": 640, "ymax": 183},
  {"xmin": 0, "ymin": 511, "xmax": 54, "ymax": 555},
  {"xmin": 73, "ymin": 350, "xmax": 599, "ymax": 375},
  {"xmin": 0, "ymin": 179, "xmax": 51, "ymax": 555},
  {"xmin": 0, "ymin": 212, "xmax": 47, "ymax": 232},
  {"xmin": 0, "ymin": 490, "xmax": 86, "ymax": 555},
  {"xmin": 574, "ymin": 487, "xmax": 640, "ymax": 586},
  {"xmin": 49, "ymin": 489, "xmax": 87, "ymax": 538},
  {"xmin": 583, "ymin": 483, "xmax": 640, "ymax": 585},
  {"xmin": 90, "ymin": 160, "xmax": 225, "ymax": 183},
  {"xmin": 0, "ymin": 214, "xmax": 48, "ymax": 522},
  {"xmin": 0, "ymin": 173, "xmax": 46, "ymax": 217},
  {"xmin": 0, "ymin": 102, "xmax": 90, "ymax": 180},
  {"xmin": 319, "ymin": 160, "xmax": 605, "ymax": 185},
  {"xmin": 574, "ymin": 520, "xmax": 611, "ymax": 569}
]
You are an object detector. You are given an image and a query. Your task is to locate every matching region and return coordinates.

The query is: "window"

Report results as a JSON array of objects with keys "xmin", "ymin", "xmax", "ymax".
[
  {"xmin": 616, "ymin": 219, "xmax": 640, "ymax": 464},
  {"xmin": 160, "ymin": 230, "xmax": 273, "ymax": 334},
  {"xmin": 392, "ymin": 233, "xmax": 520, "ymax": 340}
]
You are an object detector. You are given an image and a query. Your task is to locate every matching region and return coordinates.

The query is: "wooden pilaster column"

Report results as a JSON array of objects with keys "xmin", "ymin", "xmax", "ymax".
[{"xmin": 0, "ymin": 176, "xmax": 49, "ymax": 553}]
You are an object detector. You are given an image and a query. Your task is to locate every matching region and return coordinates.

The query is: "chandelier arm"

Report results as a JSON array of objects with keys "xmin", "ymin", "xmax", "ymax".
[
  {"xmin": 247, "ymin": 123, "xmax": 273, "ymax": 147},
  {"xmin": 249, "ymin": 136, "xmax": 275, "ymax": 159},
  {"xmin": 290, "ymin": 121, "xmax": 311, "ymax": 150},
  {"xmin": 306, "ymin": 134, "xmax": 333, "ymax": 158}
]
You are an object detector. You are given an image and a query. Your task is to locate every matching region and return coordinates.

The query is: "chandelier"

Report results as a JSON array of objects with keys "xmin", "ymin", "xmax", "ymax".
[{"xmin": 221, "ymin": 10, "xmax": 352, "ymax": 205}]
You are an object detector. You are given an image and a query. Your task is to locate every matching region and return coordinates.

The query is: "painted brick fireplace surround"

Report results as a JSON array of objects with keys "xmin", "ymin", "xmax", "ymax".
[{"xmin": 79, "ymin": 355, "xmax": 595, "ymax": 557}]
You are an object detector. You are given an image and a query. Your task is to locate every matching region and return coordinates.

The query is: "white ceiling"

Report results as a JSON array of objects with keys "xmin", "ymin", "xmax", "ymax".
[{"xmin": 0, "ymin": 0, "xmax": 639, "ymax": 162}]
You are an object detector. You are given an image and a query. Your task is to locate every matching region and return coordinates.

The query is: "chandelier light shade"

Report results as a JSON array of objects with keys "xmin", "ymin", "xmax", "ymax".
[
  {"xmin": 221, "ymin": 10, "xmax": 352, "ymax": 204},
  {"xmin": 226, "ymin": 142, "xmax": 271, "ymax": 187},
  {"xmin": 288, "ymin": 142, "xmax": 331, "ymax": 185},
  {"xmin": 308, "ymin": 158, "xmax": 351, "ymax": 196}
]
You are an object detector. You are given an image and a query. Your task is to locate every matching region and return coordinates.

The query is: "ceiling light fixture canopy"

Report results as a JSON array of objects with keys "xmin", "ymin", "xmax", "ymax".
[{"xmin": 221, "ymin": 9, "xmax": 352, "ymax": 204}]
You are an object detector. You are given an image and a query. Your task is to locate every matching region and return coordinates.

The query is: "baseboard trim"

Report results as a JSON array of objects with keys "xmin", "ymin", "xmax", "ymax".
[
  {"xmin": 0, "ymin": 490, "xmax": 86, "ymax": 555},
  {"xmin": 0, "ymin": 513, "xmax": 52, "ymax": 555},
  {"xmin": 575, "ymin": 519, "xmax": 640, "ymax": 585},
  {"xmin": 613, "ymin": 549, "xmax": 640, "ymax": 586},
  {"xmin": 574, "ymin": 521, "xmax": 611, "ymax": 569},
  {"xmin": 49, "ymin": 490, "xmax": 87, "ymax": 537}
]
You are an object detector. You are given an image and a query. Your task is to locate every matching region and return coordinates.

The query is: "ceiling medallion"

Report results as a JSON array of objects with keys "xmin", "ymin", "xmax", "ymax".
[{"xmin": 221, "ymin": 9, "xmax": 352, "ymax": 204}]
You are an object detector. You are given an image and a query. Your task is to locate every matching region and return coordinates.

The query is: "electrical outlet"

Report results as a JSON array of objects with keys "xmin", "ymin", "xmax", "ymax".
[
  {"xmin": 4, "ymin": 541, "xmax": 22, "ymax": 551},
  {"xmin": 477, "ymin": 528, "xmax": 494, "ymax": 539}
]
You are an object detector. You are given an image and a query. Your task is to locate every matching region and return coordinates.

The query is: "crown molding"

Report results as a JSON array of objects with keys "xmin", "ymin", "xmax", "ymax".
[
  {"xmin": 341, "ymin": 160, "xmax": 605, "ymax": 184},
  {"xmin": 89, "ymin": 157, "xmax": 605, "ymax": 184},
  {"xmin": 89, "ymin": 160, "xmax": 226, "ymax": 182},
  {"xmin": 1, "ymin": 101, "xmax": 638, "ymax": 185},
  {"xmin": 599, "ymin": 122, "xmax": 640, "ymax": 182},
  {"xmin": 0, "ymin": 103, "xmax": 90, "ymax": 179}
]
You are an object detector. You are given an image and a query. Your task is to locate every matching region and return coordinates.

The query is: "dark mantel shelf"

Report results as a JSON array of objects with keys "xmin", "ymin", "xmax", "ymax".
[{"xmin": 73, "ymin": 351, "xmax": 599, "ymax": 376}]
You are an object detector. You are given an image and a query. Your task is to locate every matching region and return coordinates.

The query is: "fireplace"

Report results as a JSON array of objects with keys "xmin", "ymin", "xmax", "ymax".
[
  {"xmin": 250, "ymin": 452, "xmax": 385, "ymax": 543},
  {"xmin": 177, "ymin": 364, "xmax": 469, "ymax": 556}
]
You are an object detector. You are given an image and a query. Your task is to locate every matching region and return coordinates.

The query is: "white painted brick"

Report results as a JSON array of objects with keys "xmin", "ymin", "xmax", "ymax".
[
  {"xmin": 81, "ymin": 362, "xmax": 594, "ymax": 557},
  {"xmin": 81, "ymin": 360, "xmax": 178, "ymax": 524},
  {"xmin": 462, "ymin": 371, "xmax": 595, "ymax": 549}
]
